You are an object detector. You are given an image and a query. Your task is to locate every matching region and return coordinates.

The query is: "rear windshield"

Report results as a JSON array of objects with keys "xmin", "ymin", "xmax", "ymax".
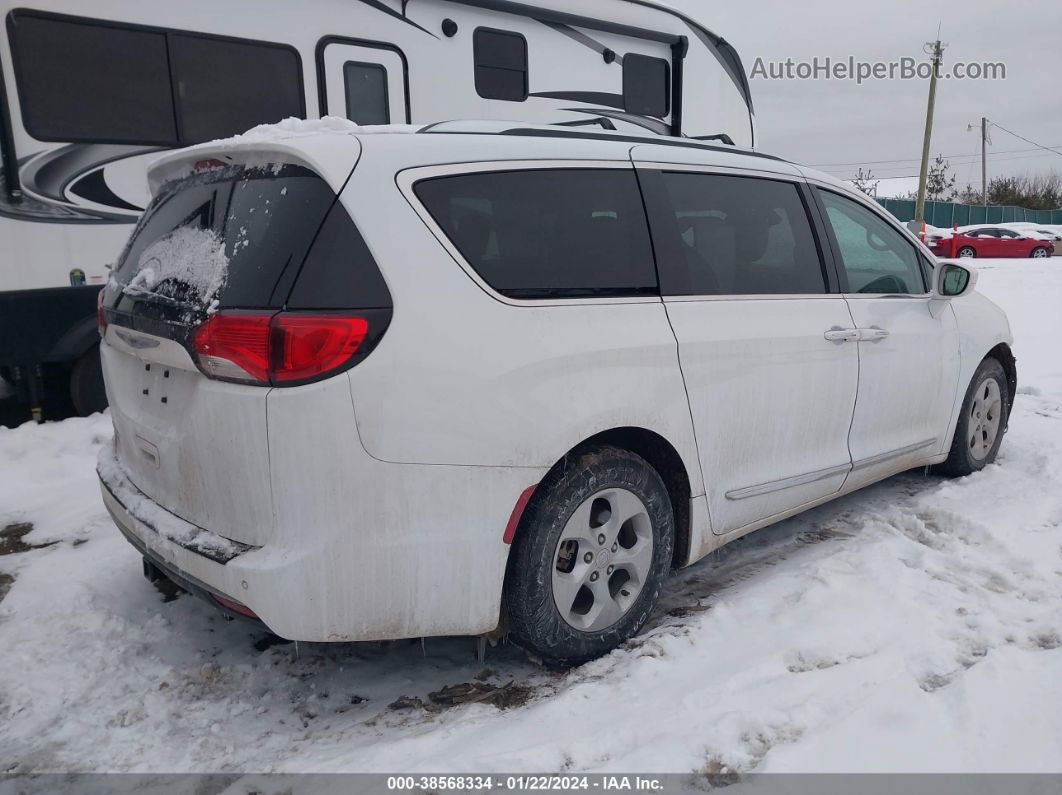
[
  {"xmin": 413, "ymin": 168, "xmax": 657, "ymax": 299},
  {"xmin": 113, "ymin": 164, "xmax": 334, "ymax": 312}
]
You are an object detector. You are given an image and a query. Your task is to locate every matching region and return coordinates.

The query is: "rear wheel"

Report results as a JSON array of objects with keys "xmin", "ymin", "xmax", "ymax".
[
  {"xmin": 1030, "ymin": 247, "xmax": 1049, "ymax": 258},
  {"xmin": 937, "ymin": 358, "xmax": 1009, "ymax": 477},
  {"xmin": 505, "ymin": 445, "xmax": 674, "ymax": 666},
  {"xmin": 957, "ymin": 246, "xmax": 977, "ymax": 258},
  {"xmin": 70, "ymin": 345, "xmax": 108, "ymax": 416}
]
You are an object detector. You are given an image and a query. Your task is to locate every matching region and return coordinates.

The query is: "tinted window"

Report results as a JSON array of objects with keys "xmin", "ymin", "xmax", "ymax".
[
  {"xmin": 415, "ymin": 169, "xmax": 657, "ymax": 299},
  {"xmin": 656, "ymin": 173, "xmax": 825, "ymax": 295},
  {"xmin": 114, "ymin": 166, "xmax": 336, "ymax": 311},
  {"xmin": 473, "ymin": 29, "xmax": 528, "ymax": 102},
  {"xmin": 623, "ymin": 54, "xmax": 670, "ymax": 118},
  {"xmin": 170, "ymin": 35, "xmax": 303, "ymax": 144},
  {"xmin": 819, "ymin": 190, "xmax": 926, "ymax": 294},
  {"xmin": 343, "ymin": 62, "xmax": 390, "ymax": 125},
  {"xmin": 287, "ymin": 201, "xmax": 392, "ymax": 309},
  {"xmin": 9, "ymin": 14, "xmax": 176, "ymax": 144},
  {"xmin": 8, "ymin": 12, "xmax": 303, "ymax": 146}
]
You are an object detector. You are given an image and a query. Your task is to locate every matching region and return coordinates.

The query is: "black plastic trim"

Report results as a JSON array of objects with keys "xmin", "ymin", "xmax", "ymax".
[
  {"xmin": 315, "ymin": 35, "xmax": 412, "ymax": 123},
  {"xmin": 799, "ymin": 182, "xmax": 842, "ymax": 294}
]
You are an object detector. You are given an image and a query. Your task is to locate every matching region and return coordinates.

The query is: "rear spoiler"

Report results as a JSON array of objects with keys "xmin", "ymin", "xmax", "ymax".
[{"xmin": 147, "ymin": 133, "xmax": 363, "ymax": 196}]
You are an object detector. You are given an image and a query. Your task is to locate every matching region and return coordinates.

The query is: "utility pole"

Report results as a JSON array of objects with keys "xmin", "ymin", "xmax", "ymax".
[
  {"xmin": 914, "ymin": 38, "xmax": 946, "ymax": 225},
  {"xmin": 981, "ymin": 116, "xmax": 988, "ymax": 207}
]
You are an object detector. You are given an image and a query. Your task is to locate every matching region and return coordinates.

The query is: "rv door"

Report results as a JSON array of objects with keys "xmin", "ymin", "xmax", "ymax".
[{"xmin": 319, "ymin": 40, "xmax": 409, "ymax": 125}]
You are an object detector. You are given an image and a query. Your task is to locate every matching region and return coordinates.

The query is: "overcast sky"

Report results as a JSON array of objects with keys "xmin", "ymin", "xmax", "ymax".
[{"xmin": 668, "ymin": 0, "xmax": 1062, "ymax": 190}]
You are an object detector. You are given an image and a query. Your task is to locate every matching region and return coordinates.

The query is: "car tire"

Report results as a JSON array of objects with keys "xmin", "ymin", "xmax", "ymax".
[
  {"xmin": 505, "ymin": 445, "xmax": 674, "ymax": 666},
  {"xmin": 936, "ymin": 358, "xmax": 1009, "ymax": 477},
  {"xmin": 957, "ymin": 246, "xmax": 976, "ymax": 258},
  {"xmin": 1030, "ymin": 247, "xmax": 1049, "ymax": 258},
  {"xmin": 70, "ymin": 345, "xmax": 108, "ymax": 416}
]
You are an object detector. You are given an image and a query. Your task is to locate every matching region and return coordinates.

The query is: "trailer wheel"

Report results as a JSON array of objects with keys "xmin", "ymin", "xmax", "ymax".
[{"xmin": 70, "ymin": 345, "xmax": 107, "ymax": 416}]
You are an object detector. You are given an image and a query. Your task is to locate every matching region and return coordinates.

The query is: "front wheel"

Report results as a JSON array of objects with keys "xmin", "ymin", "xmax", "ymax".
[
  {"xmin": 1030, "ymin": 247, "xmax": 1049, "ymax": 258},
  {"xmin": 937, "ymin": 358, "xmax": 1009, "ymax": 477},
  {"xmin": 957, "ymin": 246, "xmax": 977, "ymax": 258},
  {"xmin": 505, "ymin": 445, "xmax": 674, "ymax": 666}
]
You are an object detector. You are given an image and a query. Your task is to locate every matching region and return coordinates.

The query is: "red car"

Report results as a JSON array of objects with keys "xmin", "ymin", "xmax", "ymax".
[{"xmin": 927, "ymin": 227, "xmax": 1055, "ymax": 259}]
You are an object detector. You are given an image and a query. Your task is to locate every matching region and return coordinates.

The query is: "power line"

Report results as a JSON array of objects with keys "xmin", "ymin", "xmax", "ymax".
[
  {"xmin": 986, "ymin": 120, "xmax": 1062, "ymax": 160},
  {"xmin": 808, "ymin": 143, "xmax": 1062, "ymax": 168},
  {"xmin": 826, "ymin": 149, "xmax": 1062, "ymax": 181}
]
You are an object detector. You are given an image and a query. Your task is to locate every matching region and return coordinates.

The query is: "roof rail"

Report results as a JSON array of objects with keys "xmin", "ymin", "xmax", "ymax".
[
  {"xmin": 498, "ymin": 127, "xmax": 784, "ymax": 162},
  {"xmin": 554, "ymin": 117, "xmax": 617, "ymax": 131},
  {"xmin": 690, "ymin": 133, "xmax": 735, "ymax": 146}
]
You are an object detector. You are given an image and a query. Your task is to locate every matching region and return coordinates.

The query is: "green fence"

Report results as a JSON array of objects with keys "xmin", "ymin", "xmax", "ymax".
[{"xmin": 876, "ymin": 198, "xmax": 1062, "ymax": 228}]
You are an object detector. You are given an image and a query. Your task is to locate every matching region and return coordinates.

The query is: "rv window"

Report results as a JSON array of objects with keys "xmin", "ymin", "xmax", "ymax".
[
  {"xmin": 414, "ymin": 168, "xmax": 657, "ymax": 299},
  {"xmin": 473, "ymin": 29, "xmax": 528, "ymax": 102},
  {"xmin": 343, "ymin": 62, "xmax": 390, "ymax": 125},
  {"xmin": 170, "ymin": 35, "xmax": 303, "ymax": 144},
  {"xmin": 623, "ymin": 54, "xmax": 670, "ymax": 118},
  {"xmin": 8, "ymin": 14, "xmax": 176, "ymax": 144},
  {"xmin": 7, "ymin": 11, "xmax": 304, "ymax": 146}
]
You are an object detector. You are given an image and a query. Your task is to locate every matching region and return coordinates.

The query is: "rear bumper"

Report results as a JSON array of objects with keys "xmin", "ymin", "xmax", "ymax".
[
  {"xmin": 107, "ymin": 496, "xmax": 269, "ymax": 629},
  {"xmin": 98, "ymin": 415, "xmax": 547, "ymax": 642}
]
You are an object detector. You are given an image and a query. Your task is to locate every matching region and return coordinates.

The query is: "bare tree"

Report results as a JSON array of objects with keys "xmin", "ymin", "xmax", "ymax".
[{"xmin": 851, "ymin": 167, "xmax": 879, "ymax": 198}]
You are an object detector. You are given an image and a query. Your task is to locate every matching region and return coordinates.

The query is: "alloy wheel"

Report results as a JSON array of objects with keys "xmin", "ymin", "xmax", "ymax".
[
  {"xmin": 968, "ymin": 377, "xmax": 1003, "ymax": 461},
  {"xmin": 551, "ymin": 488, "xmax": 653, "ymax": 632}
]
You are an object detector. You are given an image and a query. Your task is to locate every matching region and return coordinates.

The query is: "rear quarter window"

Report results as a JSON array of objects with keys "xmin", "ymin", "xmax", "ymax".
[{"xmin": 413, "ymin": 168, "xmax": 657, "ymax": 299}]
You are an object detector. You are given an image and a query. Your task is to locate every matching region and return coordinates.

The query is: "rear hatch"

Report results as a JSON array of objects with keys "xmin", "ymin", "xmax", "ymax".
[{"xmin": 99, "ymin": 136, "xmax": 389, "ymax": 547}]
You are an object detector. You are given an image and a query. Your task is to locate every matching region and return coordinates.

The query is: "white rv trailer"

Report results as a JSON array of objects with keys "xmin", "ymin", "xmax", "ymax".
[{"xmin": 0, "ymin": 0, "xmax": 755, "ymax": 417}]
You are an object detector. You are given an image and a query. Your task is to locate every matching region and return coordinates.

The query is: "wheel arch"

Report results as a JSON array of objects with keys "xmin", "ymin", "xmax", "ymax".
[
  {"xmin": 985, "ymin": 342, "xmax": 1017, "ymax": 421},
  {"xmin": 528, "ymin": 426, "xmax": 694, "ymax": 570}
]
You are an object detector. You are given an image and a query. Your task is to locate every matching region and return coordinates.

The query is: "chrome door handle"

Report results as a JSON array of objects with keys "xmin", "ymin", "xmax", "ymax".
[
  {"xmin": 857, "ymin": 327, "xmax": 890, "ymax": 342},
  {"xmin": 824, "ymin": 327, "xmax": 859, "ymax": 342}
]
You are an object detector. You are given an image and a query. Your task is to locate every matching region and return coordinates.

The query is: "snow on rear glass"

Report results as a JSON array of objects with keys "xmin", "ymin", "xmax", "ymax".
[
  {"xmin": 114, "ymin": 164, "xmax": 336, "ymax": 317},
  {"xmin": 122, "ymin": 226, "xmax": 229, "ymax": 313}
]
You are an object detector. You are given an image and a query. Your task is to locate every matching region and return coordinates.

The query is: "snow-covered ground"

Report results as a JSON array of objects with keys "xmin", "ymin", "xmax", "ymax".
[{"xmin": 1, "ymin": 259, "xmax": 1060, "ymax": 775}]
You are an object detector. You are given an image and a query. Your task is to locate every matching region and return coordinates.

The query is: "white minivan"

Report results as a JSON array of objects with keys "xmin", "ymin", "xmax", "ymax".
[{"xmin": 97, "ymin": 121, "xmax": 1015, "ymax": 665}]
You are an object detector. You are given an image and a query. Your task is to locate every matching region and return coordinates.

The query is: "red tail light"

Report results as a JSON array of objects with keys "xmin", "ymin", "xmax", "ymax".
[
  {"xmin": 272, "ymin": 315, "xmax": 369, "ymax": 383},
  {"xmin": 193, "ymin": 311, "xmax": 372, "ymax": 386},
  {"xmin": 194, "ymin": 312, "xmax": 273, "ymax": 383}
]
